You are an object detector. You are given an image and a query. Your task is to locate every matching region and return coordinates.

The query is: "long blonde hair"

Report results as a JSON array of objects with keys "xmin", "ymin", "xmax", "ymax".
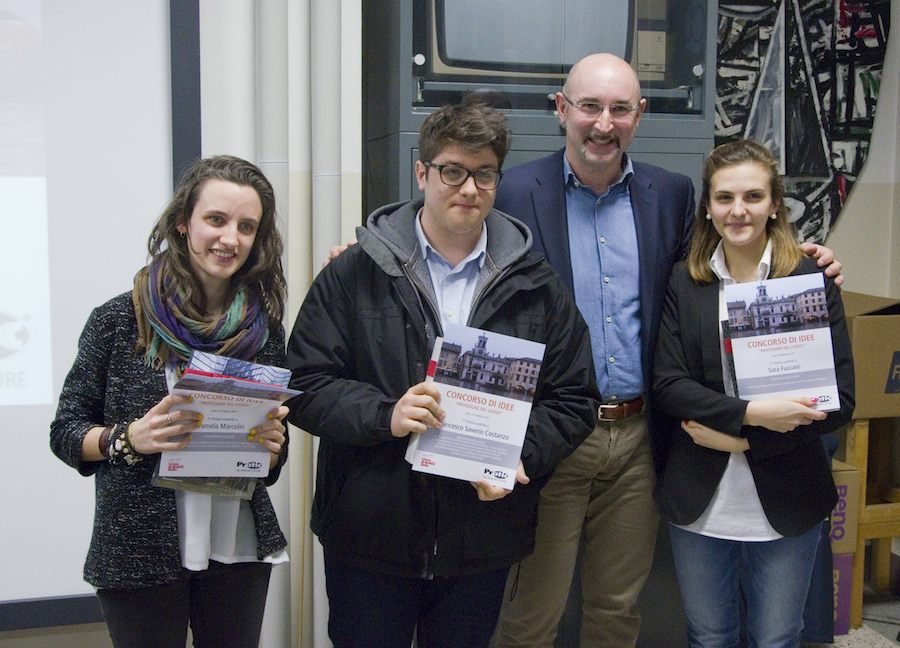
[{"xmin": 687, "ymin": 140, "xmax": 803, "ymax": 283}]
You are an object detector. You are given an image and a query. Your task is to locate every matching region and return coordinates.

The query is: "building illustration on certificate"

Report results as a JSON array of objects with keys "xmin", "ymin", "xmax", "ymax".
[
  {"xmin": 434, "ymin": 329, "xmax": 543, "ymax": 403},
  {"xmin": 727, "ymin": 278, "xmax": 829, "ymax": 337},
  {"xmin": 406, "ymin": 323, "xmax": 546, "ymax": 488}
]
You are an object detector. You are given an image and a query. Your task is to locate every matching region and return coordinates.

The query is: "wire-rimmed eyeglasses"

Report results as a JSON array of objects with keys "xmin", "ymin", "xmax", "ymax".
[
  {"xmin": 422, "ymin": 161, "xmax": 503, "ymax": 190},
  {"xmin": 559, "ymin": 92, "xmax": 639, "ymax": 121}
]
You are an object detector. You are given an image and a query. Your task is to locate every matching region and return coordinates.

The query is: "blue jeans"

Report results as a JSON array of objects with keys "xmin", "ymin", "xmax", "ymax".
[{"xmin": 669, "ymin": 522, "xmax": 822, "ymax": 648}]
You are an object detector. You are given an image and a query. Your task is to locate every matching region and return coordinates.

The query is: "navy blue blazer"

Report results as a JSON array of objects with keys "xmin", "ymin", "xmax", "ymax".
[
  {"xmin": 651, "ymin": 257, "xmax": 855, "ymax": 536},
  {"xmin": 494, "ymin": 149, "xmax": 696, "ymax": 472}
]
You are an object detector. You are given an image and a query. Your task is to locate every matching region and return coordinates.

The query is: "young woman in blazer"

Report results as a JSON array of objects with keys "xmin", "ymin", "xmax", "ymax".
[{"xmin": 651, "ymin": 139, "xmax": 854, "ymax": 647}]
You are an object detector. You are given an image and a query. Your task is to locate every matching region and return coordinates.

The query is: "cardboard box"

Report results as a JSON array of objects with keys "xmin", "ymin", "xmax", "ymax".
[
  {"xmin": 841, "ymin": 291, "xmax": 900, "ymax": 419},
  {"xmin": 830, "ymin": 459, "xmax": 859, "ymax": 554},
  {"xmin": 833, "ymin": 552, "xmax": 853, "ymax": 636}
]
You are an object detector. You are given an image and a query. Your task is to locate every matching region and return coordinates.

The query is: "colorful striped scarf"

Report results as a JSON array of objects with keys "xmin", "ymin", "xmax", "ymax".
[{"xmin": 132, "ymin": 255, "xmax": 269, "ymax": 369}]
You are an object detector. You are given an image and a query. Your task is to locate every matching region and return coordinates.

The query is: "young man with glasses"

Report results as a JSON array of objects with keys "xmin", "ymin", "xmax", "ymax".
[
  {"xmin": 287, "ymin": 101, "xmax": 601, "ymax": 647},
  {"xmin": 492, "ymin": 52, "xmax": 843, "ymax": 647}
]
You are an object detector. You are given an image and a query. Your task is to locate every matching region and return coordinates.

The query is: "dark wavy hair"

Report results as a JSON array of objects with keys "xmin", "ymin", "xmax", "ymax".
[
  {"xmin": 687, "ymin": 139, "xmax": 802, "ymax": 283},
  {"xmin": 418, "ymin": 100, "xmax": 512, "ymax": 169},
  {"xmin": 146, "ymin": 155, "xmax": 286, "ymax": 326}
]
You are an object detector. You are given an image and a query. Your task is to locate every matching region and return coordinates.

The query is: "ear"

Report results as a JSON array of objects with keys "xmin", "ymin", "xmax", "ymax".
[
  {"xmin": 633, "ymin": 97, "xmax": 647, "ymax": 126},
  {"xmin": 176, "ymin": 222, "xmax": 187, "ymax": 235},
  {"xmin": 554, "ymin": 92, "xmax": 567, "ymax": 125},
  {"xmin": 415, "ymin": 160, "xmax": 428, "ymax": 193}
]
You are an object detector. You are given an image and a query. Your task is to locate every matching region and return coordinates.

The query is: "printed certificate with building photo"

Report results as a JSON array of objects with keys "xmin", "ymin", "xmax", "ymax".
[
  {"xmin": 405, "ymin": 323, "xmax": 546, "ymax": 489},
  {"xmin": 158, "ymin": 351, "xmax": 300, "ymax": 480},
  {"xmin": 724, "ymin": 274, "xmax": 840, "ymax": 411}
]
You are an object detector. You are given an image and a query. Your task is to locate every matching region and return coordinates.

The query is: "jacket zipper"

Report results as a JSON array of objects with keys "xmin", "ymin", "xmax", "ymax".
[{"xmin": 399, "ymin": 262, "xmax": 440, "ymax": 579}]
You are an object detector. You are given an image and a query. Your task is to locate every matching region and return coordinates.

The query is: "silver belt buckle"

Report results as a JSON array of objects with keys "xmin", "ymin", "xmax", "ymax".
[{"xmin": 598, "ymin": 403, "xmax": 620, "ymax": 422}]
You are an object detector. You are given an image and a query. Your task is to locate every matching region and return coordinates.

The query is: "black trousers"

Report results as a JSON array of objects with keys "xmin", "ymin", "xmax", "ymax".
[
  {"xmin": 96, "ymin": 560, "xmax": 273, "ymax": 648},
  {"xmin": 324, "ymin": 555, "xmax": 508, "ymax": 648}
]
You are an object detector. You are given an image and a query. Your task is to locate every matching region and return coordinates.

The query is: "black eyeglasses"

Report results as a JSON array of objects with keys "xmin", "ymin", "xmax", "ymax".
[
  {"xmin": 422, "ymin": 162, "xmax": 503, "ymax": 190},
  {"xmin": 559, "ymin": 92, "xmax": 639, "ymax": 121}
]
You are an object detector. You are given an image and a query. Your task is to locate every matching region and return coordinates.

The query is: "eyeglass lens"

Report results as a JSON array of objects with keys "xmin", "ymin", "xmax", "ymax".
[{"xmin": 431, "ymin": 163, "xmax": 500, "ymax": 190}]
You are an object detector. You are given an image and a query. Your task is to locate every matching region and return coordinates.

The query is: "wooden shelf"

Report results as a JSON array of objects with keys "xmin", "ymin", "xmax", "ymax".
[{"xmin": 846, "ymin": 417, "xmax": 900, "ymax": 627}]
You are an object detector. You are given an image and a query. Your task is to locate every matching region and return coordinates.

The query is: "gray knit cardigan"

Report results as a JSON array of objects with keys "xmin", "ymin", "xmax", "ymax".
[{"xmin": 50, "ymin": 292, "xmax": 288, "ymax": 590}]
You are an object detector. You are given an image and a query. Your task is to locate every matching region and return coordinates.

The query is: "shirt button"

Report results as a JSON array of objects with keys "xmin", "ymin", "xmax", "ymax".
[
  {"xmin": 599, "ymin": 236, "xmax": 606, "ymax": 244},
  {"xmin": 606, "ymin": 316, "xmax": 612, "ymax": 323},
  {"xmin": 608, "ymin": 356, "xmax": 616, "ymax": 363},
  {"xmin": 603, "ymin": 276, "xmax": 610, "ymax": 283}
]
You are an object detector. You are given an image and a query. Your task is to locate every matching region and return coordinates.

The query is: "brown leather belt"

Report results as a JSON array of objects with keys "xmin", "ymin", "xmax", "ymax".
[{"xmin": 598, "ymin": 396, "xmax": 644, "ymax": 422}]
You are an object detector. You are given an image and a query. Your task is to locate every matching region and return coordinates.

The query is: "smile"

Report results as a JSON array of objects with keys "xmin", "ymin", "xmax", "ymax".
[{"xmin": 585, "ymin": 135, "xmax": 618, "ymax": 152}]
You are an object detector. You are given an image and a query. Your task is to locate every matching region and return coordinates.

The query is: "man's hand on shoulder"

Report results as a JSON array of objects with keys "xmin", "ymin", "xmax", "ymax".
[
  {"xmin": 322, "ymin": 239, "xmax": 358, "ymax": 268},
  {"xmin": 799, "ymin": 242, "xmax": 843, "ymax": 287}
]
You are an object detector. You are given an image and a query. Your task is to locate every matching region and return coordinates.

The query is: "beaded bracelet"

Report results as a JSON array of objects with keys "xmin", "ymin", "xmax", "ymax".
[{"xmin": 107, "ymin": 421, "xmax": 144, "ymax": 466}]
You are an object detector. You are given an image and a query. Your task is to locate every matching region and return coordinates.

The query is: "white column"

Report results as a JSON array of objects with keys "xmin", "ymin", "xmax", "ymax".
[
  {"xmin": 199, "ymin": 0, "xmax": 257, "ymax": 158},
  {"xmin": 310, "ymin": 0, "xmax": 343, "ymax": 269}
]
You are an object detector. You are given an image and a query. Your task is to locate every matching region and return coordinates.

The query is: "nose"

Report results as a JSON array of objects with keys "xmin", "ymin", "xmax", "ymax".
[
  {"xmin": 220, "ymin": 224, "xmax": 239, "ymax": 247},
  {"xmin": 731, "ymin": 199, "xmax": 747, "ymax": 217},
  {"xmin": 592, "ymin": 107, "xmax": 615, "ymax": 129},
  {"xmin": 591, "ymin": 118, "xmax": 614, "ymax": 138},
  {"xmin": 458, "ymin": 174, "xmax": 479, "ymax": 194}
]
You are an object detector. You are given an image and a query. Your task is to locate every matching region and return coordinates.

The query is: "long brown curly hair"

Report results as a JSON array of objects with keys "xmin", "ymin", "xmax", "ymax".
[{"xmin": 145, "ymin": 155, "xmax": 286, "ymax": 326}]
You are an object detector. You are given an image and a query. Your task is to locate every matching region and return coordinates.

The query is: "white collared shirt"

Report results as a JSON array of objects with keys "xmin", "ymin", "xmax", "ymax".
[{"xmin": 415, "ymin": 211, "xmax": 487, "ymax": 328}]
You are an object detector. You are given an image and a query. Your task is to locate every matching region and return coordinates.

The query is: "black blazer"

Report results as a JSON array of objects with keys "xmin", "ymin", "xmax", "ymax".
[
  {"xmin": 494, "ymin": 149, "xmax": 696, "ymax": 472},
  {"xmin": 651, "ymin": 257, "xmax": 855, "ymax": 536}
]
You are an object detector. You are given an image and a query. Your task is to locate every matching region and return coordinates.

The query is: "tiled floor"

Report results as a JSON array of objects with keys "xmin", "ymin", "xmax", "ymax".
[
  {"xmin": 853, "ymin": 591, "xmax": 900, "ymax": 646},
  {"xmin": 830, "ymin": 625, "xmax": 899, "ymax": 647}
]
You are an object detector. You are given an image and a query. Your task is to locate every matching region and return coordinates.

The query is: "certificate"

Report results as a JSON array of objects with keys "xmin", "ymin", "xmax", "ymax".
[
  {"xmin": 405, "ymin": 323, "xmax": 545, "ymax": 489},
  {"xmin": 158, "ymin": 353, "xmax": 300, "ymax": 478},
  {"xmin": 724, "ymin": 274, "xmax": 839, "ymax": 411}
]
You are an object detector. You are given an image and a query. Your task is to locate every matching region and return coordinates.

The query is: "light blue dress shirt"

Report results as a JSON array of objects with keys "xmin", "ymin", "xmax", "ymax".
[
  {"xmin": 565, "ymin": 156, "xmax": 642, "ymax": 402},
  {"xmin": 415, "ymin": 211, "xmax": 487, "ymax": 329}
]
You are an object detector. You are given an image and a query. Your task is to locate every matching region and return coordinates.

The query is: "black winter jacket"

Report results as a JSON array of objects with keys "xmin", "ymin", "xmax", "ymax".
[{"xmin": 287, "ymin": 200, "xmax": 600, "ymax": 578}]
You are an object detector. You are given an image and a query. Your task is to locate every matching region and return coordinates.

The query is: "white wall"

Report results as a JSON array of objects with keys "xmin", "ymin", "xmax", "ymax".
[
  {"xmin": 0, "ymin": 0, "xmax": 171, "ymax": 644},
  {"xmin": 0, "ymin": 0, "xmax": 171, "ymax": 604}
]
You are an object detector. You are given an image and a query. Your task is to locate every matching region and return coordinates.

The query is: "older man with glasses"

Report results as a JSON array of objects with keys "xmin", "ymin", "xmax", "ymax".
[{"xmin": 492, "ymin": 52, "xmax": 843, "ymax": 648}]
